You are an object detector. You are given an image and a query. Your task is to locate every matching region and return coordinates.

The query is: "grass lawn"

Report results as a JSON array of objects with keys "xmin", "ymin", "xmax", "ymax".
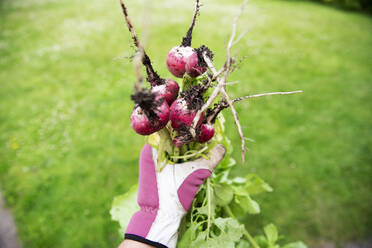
[{"xmin": 1, "ymin": 0, "xmax": 371, "ymax": 247}]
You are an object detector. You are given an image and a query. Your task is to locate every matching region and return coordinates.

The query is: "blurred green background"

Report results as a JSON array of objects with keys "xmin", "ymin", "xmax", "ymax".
[
  {"xmin": 1, "ymin": 0, "xmax": 371, "ymax": 247},
  {"xmin": 308, "ymin": 0, "xmax": 372, "ymax": 11}
]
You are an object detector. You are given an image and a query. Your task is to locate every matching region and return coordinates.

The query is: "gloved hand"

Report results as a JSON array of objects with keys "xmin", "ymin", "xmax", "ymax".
[{"xmin": 124, "ymin": 144, "xmax": 225, "ymax": 248}]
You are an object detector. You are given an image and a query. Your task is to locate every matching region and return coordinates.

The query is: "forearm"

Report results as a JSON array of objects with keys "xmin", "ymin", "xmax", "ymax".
[{"xmin": 118, "ymin": 239, "xmax": 154, "ymax": 248}]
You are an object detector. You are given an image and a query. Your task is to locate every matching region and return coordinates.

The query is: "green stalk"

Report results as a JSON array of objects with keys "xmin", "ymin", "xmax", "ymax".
[
  {"xmin": 173, "ymin": 147, "xmax": 180, "ymax": 163},
  {"xmin": 156, "ymin": 128, "xmax": 173, "ymax": 170},
  {"xmin": 224, "ymin": 205, "xmax": 260, "ymax": 248},
  {"xmin": 206, "ymin": 178, "xmax": 211, "ymax": 241},
  {"xmin": 194, "ymin": 142, "xmax": 200, "ymax": 151},
  {"xmin": 181, "ymin": 145, "xmax": 187, "ymax": 156},
  {"xmin": 170, "ymin": 146, "xmax": 208, "ymax": 160},
  {"xmin": 157, "ymin": 136, "xmax": 166, "ymax": 171}
]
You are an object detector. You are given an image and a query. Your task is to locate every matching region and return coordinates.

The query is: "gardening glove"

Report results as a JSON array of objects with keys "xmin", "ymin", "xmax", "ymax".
[{"xmin": 125, "ymin": 144, "xmax": 225, "ymax": 248}]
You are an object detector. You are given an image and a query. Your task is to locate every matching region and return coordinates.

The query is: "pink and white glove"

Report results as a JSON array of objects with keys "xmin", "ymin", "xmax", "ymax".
[{"xmin": 125, "ymin": 144, "xmax": 225, "ymax": 248}]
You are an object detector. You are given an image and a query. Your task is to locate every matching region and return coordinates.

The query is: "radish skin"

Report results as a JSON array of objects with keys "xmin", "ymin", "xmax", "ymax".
[
  {"xmin": 197, "ymin": 123, "xmax": 215, "ymax": 143},
  {"xmin": 173, "ymin": 137, "xmax": 185, "ymax": 147},
  {"xmin": 166, "ymin": 46, "xmax": 195, "ymax": 78},
  {"xmin": 151, "ymin": 79, "xmax": 179, "ymax": 105},
  {"xmin": 186, "ymin": 52, "xmax": 207, "ymax": 77},
  {"xmin": 170, "ymin": 98, "xmax": 205, "ymax": 129},
  {"xmin": 130, "ymin": 101, "xmax": 170, "ymax": 135}
]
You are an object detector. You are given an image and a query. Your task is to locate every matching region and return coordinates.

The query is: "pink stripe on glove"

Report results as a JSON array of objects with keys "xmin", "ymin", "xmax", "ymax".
[{"xmin": 126, "ymin": 144, "xmax": 159, "ymax": 237}]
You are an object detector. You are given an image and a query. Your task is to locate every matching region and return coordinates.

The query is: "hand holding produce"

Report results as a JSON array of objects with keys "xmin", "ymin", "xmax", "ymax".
[
  {"xmin": 113, "ymin": 0, "xmax": 306, "ymax": 247},
  {"xmin": 124, "ymin": 144, "xmax": 225, "ymax": 248}
]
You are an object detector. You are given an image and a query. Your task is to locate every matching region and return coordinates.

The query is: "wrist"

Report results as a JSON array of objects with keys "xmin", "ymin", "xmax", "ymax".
[
  {"xmin": 125, "ymin": 203, "xmax": 186, "ymax": 248},
  {"xmin": 119, "ymin": 239, "xmax": 155, "ymax": 248},
  {"xmin": 144, "ymin": 208, "xmax": 185, "ymax": 247}
]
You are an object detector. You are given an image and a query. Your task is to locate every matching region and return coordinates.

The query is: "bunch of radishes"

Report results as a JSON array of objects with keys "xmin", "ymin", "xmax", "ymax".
[
  {"xmin": 121, "ymin": 0, "xmax": 301, "ymax": 165},
  {"xmin": 130, "ymin": 46, "xmax": 216, "ymax": 146},
  {"xmin": 125, "ymin": 0, "xmax": 219, "ymax": 159},
  {"xmin": 114, "ymin": 1, "xmax": 305, "ymax": 246}
]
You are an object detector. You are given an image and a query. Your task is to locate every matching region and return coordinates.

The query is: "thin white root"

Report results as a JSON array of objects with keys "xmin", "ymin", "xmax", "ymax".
[
  {"xmin": 191, "ymin": 54, "xmax": 226, "ymax": 136},
  {"xmin": 232, "ymin": 27, "xmax": 251, "ymax": 46},
  {"xmin": 225, "ymin": 81, "xmax": 241, "ymax": 86},
  {"xmin": 189, "ymin": 0, "xmax": 301, "ymax": 165},
  {"xmin": 244, "ymin": 137, "xmax": 255, "ymax": 142},
  {"xmin": 223, "ymin": 0, "xmax": 250, "ymax": 86},
  {"xmin": 221, "ymin": 88, "xmax": 246, "ymax": 163},
  {"xmin": 233, "ymin": 90, "xmax": 303, "ymax": 103},
  {"xmin": 230, "ymin": 55, "xmax": 248, "ymax": 74},
  {"xmin": 133, "ymin": 50, "xmax": 144, "ymax": 92}
]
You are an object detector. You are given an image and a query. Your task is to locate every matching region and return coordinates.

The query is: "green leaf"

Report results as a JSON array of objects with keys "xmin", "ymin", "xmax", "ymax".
[
  {"xmin": 214, "ymin": 217, "xmax": 244, "ymax": 241},
  {"xmin": 213, "ymin": 170, "xmax": 230, "ymax": 183},
  {"xmin": 196, "ymin": 204, "xmax": 209, "ymax": 216},
  {"xmin": 233, "ymin": 185, "xmax": 250, "ymax": 196},
  {"xmin": 282, "ymin": 241, "xmax": 308, "ymax": 248},
  {"xmin": 156, "ymin": 129, "xmax": 173, "ymax": 170},
  {"xmin": 214, "ymin": 183, "xmax": 234, "ymax": 206},
  {"xmin": 236, "ymin": 239, "xmax": 251, "ymax": 248},
  {"xmin": 191, "ymin": 231, "xmax": 208, "ymax": 248},
  {"xmin": 230, "ymin": 198, "xmax": 245, "ymax": 218},
  {"xmin": 177, "ymin": 226, "xmax": 193, "ymax": 248},
  {"xmin": 207, "ymin": 183, "xmax": 216, "ymax": 218},
  {"xmin": 245, "ymin": 174, "xmax": 273, "ymax": 195},
  {"xmin": 181, "ymin": 74, "xmax": 198, "ymax": 91},
  {"xmin": 179, "ymin": 221, "xmax": 208, "ymax": 248},
  {"xmin": 194, "ymin": 185, "xmax": 206, "ymax": 206},
  {"xmin": 220, "ymin": 157, "xmax": 236, "ymax": 169},
  {"xmin": 232, "ymin": 177, "xmax": 246, "ymax": 185},
  {"xmin": 214, "ymin": 114, "xmax": 233, "ymax": 156},
  {"xmin": 230, "ymin": 186, "xmax": 261, "ymax": 216},
  {"xmin": 178, "ymin": 222, "xmax": 205, "ymax": 248},
  {"xmin": 181, "ymin": 217, "xmax": 244, "ymax": 248},
  {"xmin": 238, "ymin": 194, "xmax": 260, "ymax": 214},
  {"xmin": 110, "ymin": 184, "xmax": 139, "ymax": 235},
  {"xmin": 207, "ymin": 217, "xmax": 245, "ymax": 248},
  {"xmin": 254, "ymin": 235, "xmax": 269, "ymax": 248},
  {"xmin": 264, "ymin": 223, "xmax": 278, "ymax": 244}
]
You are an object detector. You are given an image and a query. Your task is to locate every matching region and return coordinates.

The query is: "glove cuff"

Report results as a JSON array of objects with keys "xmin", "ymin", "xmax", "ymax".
[
  {"xmin": 125, "ymin": 208, "xmax": 185, "ymax": 248},
  {"xmin": 125, "ymin": 208, "xmax": 158, "ymax": 238},
  {"xmin": 125, "ymin": 234, "xmax": 168, "ymax": 248}
]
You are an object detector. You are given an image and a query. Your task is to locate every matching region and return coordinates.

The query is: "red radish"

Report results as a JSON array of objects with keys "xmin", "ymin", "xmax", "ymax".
[
  {"xmin": 173, "ymin": 125, "xmax": 194, "ymax": 147},
  {"xmin": 166, "ymin": 0, "xmax": 201, "ymax": 78},
  {"xmin": 173, "ymin": 137, "xmax": 185, "ymax": 147},
  {"xmin": 169, "ymin": 98, "xmax": 204, "ymax": 129},
  {"xmin": 185, "ymin": 52, "xmax": 207, "ymax": 77},
  {"xmin": 197, "ymin": 123, "xmax": 215, "ymax": 143},
  {"xmin": 130, "ymin": 101, "xmax": 169, "ymax": 135},
  {"xmin": 151, "ymin": 79, "xmax": 179, "ymax": 105},
  {"xmin": 130, "ymin": 92, "xmax": 170, "ymax": 135},
  {"xmin": 166, "ymin": 46, "xmax": 195, "ymax": 78}
]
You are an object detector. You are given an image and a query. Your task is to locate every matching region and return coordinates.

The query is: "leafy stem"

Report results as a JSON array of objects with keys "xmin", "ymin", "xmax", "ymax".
[
  {"xmin": 170, "ymin": 146, "xmax": 208, "ymax": 160},
  {"xmin": 224, "ymin": 205, "xmax": 260, "ymax": 248},
  {"xmin": 206, "ymin": 178, "xmax": 211, "ymax": 242}
]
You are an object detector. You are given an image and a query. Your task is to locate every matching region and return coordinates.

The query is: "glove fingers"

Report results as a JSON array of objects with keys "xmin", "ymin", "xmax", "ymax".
[
  {"xmin": 177, "ymin": 169, "xmax": 211, "ymax": 211},
  {"xmin": 188, "ymin": 144, "xmax": 226, "ymax": 171},
  {"xmin": 175, "ymin": 145, "xmax": 225, "ymax": 211},
  {"xmin": 173, "ymin": 144, "xmax": 226, "ymax": 187},
  {"xmin": 205, "ymin": 144, "xmax": 226, "ymax": 171}
]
